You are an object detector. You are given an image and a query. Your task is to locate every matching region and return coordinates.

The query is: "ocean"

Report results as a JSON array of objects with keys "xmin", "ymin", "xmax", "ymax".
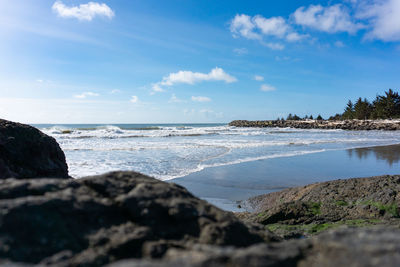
[{"xmin": 36, "ymin": 123, "xmax": 400, "ymax": 180}]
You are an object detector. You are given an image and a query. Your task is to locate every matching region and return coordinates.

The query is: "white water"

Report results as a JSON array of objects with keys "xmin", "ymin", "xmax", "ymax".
[{"xmin": 39, "ymin": 124, "xmax": 400, "ymax": 180}]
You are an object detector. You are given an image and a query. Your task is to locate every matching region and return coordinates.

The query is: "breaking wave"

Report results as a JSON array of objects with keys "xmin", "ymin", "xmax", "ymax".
[{"xmin": 37, "ymin": 123, "xmax": 400, "ymax": 180}]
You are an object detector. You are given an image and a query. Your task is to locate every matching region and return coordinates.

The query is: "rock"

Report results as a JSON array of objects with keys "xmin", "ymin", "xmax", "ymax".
[
  {"xmin": 108, "ymin": 227, "xmax": 400, "ymax": 267},
  {"xmin": 0, "ymin": 119, "xmax": 68, "ymax": 179},
  {"xmin": 229, "ymin": 119, "xmax": 400, "ymax": 131},
  {"xmin": 241, "ymin": 175, "xmax": 400, "ymax": 238},
  {"xmin": 1, "ymin": 171, "xmax": 399, "ymax": 266},
  {"xmin": 0, "ymin": 171, "xmax": 275, "ymax": 266}
]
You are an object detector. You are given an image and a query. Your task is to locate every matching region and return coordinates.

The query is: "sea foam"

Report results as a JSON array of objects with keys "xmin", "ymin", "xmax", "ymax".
[{"xmin": 39, "ymin": 124, "xmax": 400, "ymax": 180}]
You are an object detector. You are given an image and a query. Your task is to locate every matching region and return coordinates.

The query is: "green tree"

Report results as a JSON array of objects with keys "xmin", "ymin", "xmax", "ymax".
[
  {"xmin": 316, "ymin": 114, "xmax": 323, "ymax": 120},
  {"xmin": 372, "ymin": 89, "xmax": 400, "ymax": 119},
  {"xmin": 354, "ymin": 97, "xmax": 372, "ymax": 120},
  {"xmin": 329, "ymin": 113, "xmax": 342, "ymax": 120},
  {"xmin": 342, "ymin": 100, "xmax": 354, "ymax": 119},
  {"xmin": 293, "ymin": 114, "xmax": 301, "ymax": 120}
]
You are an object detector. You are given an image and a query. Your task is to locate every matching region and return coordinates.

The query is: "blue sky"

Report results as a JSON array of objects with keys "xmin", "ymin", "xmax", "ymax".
[{"xmin": 0, "ymin": 0, "xmax": 399, "ymax": 123}]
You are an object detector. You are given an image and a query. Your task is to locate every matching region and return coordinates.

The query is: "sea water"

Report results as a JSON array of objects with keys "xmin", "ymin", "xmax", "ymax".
[{"xmin": 36, "ymin": 124, "xmax": 400, "ymax": 179}]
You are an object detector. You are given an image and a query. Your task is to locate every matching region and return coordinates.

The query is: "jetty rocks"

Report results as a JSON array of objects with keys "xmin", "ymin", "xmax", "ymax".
[
  {"xmin": 0, "ymin": 119, "xmax": 69, "ymax": 179},
  {"xmin": 229, "ymin": 119, "xmax": 400, "ymax": 130}
]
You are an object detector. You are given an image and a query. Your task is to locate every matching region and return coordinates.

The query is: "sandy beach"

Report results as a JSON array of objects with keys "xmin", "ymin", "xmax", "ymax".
[{"xmin": 172, "ymin": 144, "xmax": 400, "ymax": 211}]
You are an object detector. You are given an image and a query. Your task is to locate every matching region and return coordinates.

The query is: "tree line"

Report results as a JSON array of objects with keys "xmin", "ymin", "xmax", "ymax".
[
  {"xmin": 284, "ymin": 114, "xmax": 323, "ymax": 121},
  {"xmin": 280, "ymin": 89, "xmax": 400, "ymax": 121},
  {"xmin": 332, "ymin": 89, "xmax": 400, "ymax": 120}
]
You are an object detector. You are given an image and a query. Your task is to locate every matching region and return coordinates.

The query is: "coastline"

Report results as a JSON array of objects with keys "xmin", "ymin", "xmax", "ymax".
[
  {"xmin": 171, "ymin": 143, "xmax": 400, "ymax": 211},
  {"xmin": 229, "ymin": 119, "xmax": 400, "ymax": 130},
  {"xmin": 2, "ymin": 118, "xmax": 400, "ymax": 265}
]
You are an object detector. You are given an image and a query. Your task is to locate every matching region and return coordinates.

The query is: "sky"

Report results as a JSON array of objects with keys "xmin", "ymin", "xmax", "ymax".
[{"xmin": 0, "ymin": 0, "xmax": 399, "ymax": 123}]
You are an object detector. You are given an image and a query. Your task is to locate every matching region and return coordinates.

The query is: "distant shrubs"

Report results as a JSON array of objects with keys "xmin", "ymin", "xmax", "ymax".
[
  {"xmin": 286, "ymin": 114, "xmax": 301, "ymax": 120},
  {"xmin": 285, "ymin": 113, "xmax": 321, "ymax": 121}
]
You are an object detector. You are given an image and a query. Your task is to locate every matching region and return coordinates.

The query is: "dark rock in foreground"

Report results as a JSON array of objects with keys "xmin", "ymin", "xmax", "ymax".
[
  {"xmin": 0, "ymin": 171, "xmax": 273, "ymax": 266},
  {"xmin": 1, "ymin": 171, "xmax": 400, "ymax": 266},
  {"xmin": 0, "ymin": 119, "xmax": 69, "ymax": 179},
  {"xmin": 229, "ymin": 119, "xmax": 400, "ymax": 131},
  {"xmin": 239, "ymin": 175, "xmax": 400, "ymax": 239},
  {"xmin": 108, "ymin": 227, "xmax": 400, "ymax": 267}
]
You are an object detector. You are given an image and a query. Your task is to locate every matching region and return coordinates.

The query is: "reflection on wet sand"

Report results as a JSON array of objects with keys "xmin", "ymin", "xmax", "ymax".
[{"xmin": 347, "ymin": 144, "xmax": 400, "ymax": 166}]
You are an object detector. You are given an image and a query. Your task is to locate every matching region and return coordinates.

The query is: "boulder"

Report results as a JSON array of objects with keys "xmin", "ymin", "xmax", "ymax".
[
  {"xmin": 239, "ymin": 175, "xmax": 400, "ymax": 238},
  {"xmin": 0, "ymin": 171, "xmax": 275, "ymax": 266},
  {"xmin": 108, "ymin": 227, "xmax": 400, "ymax": 267},
  {"xmin": 0, "ymin": 119, "xmax": 69, "ymax": 179}
]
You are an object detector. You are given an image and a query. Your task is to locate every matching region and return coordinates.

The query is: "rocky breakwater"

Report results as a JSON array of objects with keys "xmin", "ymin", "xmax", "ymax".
[
  {"xmin": 239, "ymin": 175, "xmax": 400, "ymax": 239},
  {"xmin": 0, "ymin": 119, "xmax": 69, "ymax": 179},
  {"xmin": 229, "ymin": 119, "xmax": 400, "ymax": 130}
]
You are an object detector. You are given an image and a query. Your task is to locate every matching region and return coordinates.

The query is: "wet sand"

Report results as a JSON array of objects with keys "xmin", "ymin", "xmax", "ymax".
[{"xmin": 171, "ymin": 144, "xmax": 400, "ymax": 211}]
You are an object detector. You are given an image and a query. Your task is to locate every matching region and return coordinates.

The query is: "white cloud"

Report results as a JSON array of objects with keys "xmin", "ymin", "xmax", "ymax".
[
  {"xmin": 254, "ymin": 75, "xmax": 264, "ymax": 81},
  {"xmin": 183, "ymin": 109, "xmax": 196, "ymax": 116},
  {"xmin": 199, "ymin": 109, "xmax": 223, "ymax": 119},
  {"xmin": 110, "ymin": 89, "xmax": 121, "ymax": 94},
  {"xmin": 152, "ymin": 67, "xmax": 237, "ymax": 93},
  {"xmin": 233, "ymin": 48, "xmax": 248, "ymax": 55},
  {"xmin": 263, "ymin": 42, "xmax": 285, "ymax": 50},
  {"xmin": 260, "ymin": 84, "xmax": 276, "ymax": 92},
  {"xmin": 169, "ymin": 94, "xmax": 185, "ymax": 103},
  {"xmin": 161, "ymin": 67, "xmax": 237, "ymax": 85},
  {"xmin": 151, "ymin": 84, "xmax": 165, "ymax": 94},
  {"xmin": 356, "ymin": 0, "xmax": 400, "ymax": 41},
  {"xmin": 230, "ymin": 14, "xmax": 306, "ymax": 48},
  {"xmin": 286, "ymin": 32, "xmax": 309, "ymax": 42},
  {"xmin": 230, "ymin": 2, "xmax": 400, "ymax": 46},
  {"xmin": 36, "ymin": 79, "xmax": 43, "ymax": 83},
  {"xmin": 292, "ymin": 4, "xmax": 364, "ymax": 34},
  {"xmin": 191, "ymin": 96, "xmax": 211, "ymax": 102},
  {"xmin": 74, "ymin": 92, "xmax": 99, "ymax": 99},
  {"xmin": 52, "ymin": 1, "xmax": 114, "ymax": 21},
  {"xmin": 230, "ymin": 14, "xmax": 261, "ymax": 40},
  {"xmin": 183, "ymin": 108, "xmax": 223, "ymax": 119},
  {"xmin": 253, "ymin": 16, "xmax": 289, "ymax": 38},
  {"xmin": 334, "ymin": 40, "xmax": 345, "ymax": 47},
  {"xmin": 275, "ymin": 56, "xmax": 291, "ymax": 61},
  {"xmin": 130, "ymin": 95, "xmax": 138, "ymax": 103}
]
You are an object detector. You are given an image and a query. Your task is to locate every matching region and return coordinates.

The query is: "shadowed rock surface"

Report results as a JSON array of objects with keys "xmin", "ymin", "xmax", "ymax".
[
  {"xmin": 0, "ymin": 171, "xmax": 274, "ymax": 266},
  {"xmin": 238, "ymin": 175, "xmax": 400, "ymax": 238},
  {"xmin": 229, "ymin": 119, "xmax": 400, "ymax": 130},
  {"xmin": 0, "ymin": 119, "xmax": 68, "ymax": 179},
  {"xmin": 108, "ymin": 227, "xmax": 400, "ymax": 267},
  {"xmin": 1, "ymin": 172, "xmax": 400, "ymax": 266}
]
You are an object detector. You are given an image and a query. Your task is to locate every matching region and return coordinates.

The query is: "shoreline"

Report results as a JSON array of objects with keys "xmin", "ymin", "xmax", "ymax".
[
  {"xmin": 172, "ymin": 143, "xmax": 400, "ymax": 211},
  {"xmin": 2, "ymin": 118, "xmax": 400, "ymax": 265},
  {"xmin": 229, "ymin": 119, "xmax": 400, "ymax": 130}
]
